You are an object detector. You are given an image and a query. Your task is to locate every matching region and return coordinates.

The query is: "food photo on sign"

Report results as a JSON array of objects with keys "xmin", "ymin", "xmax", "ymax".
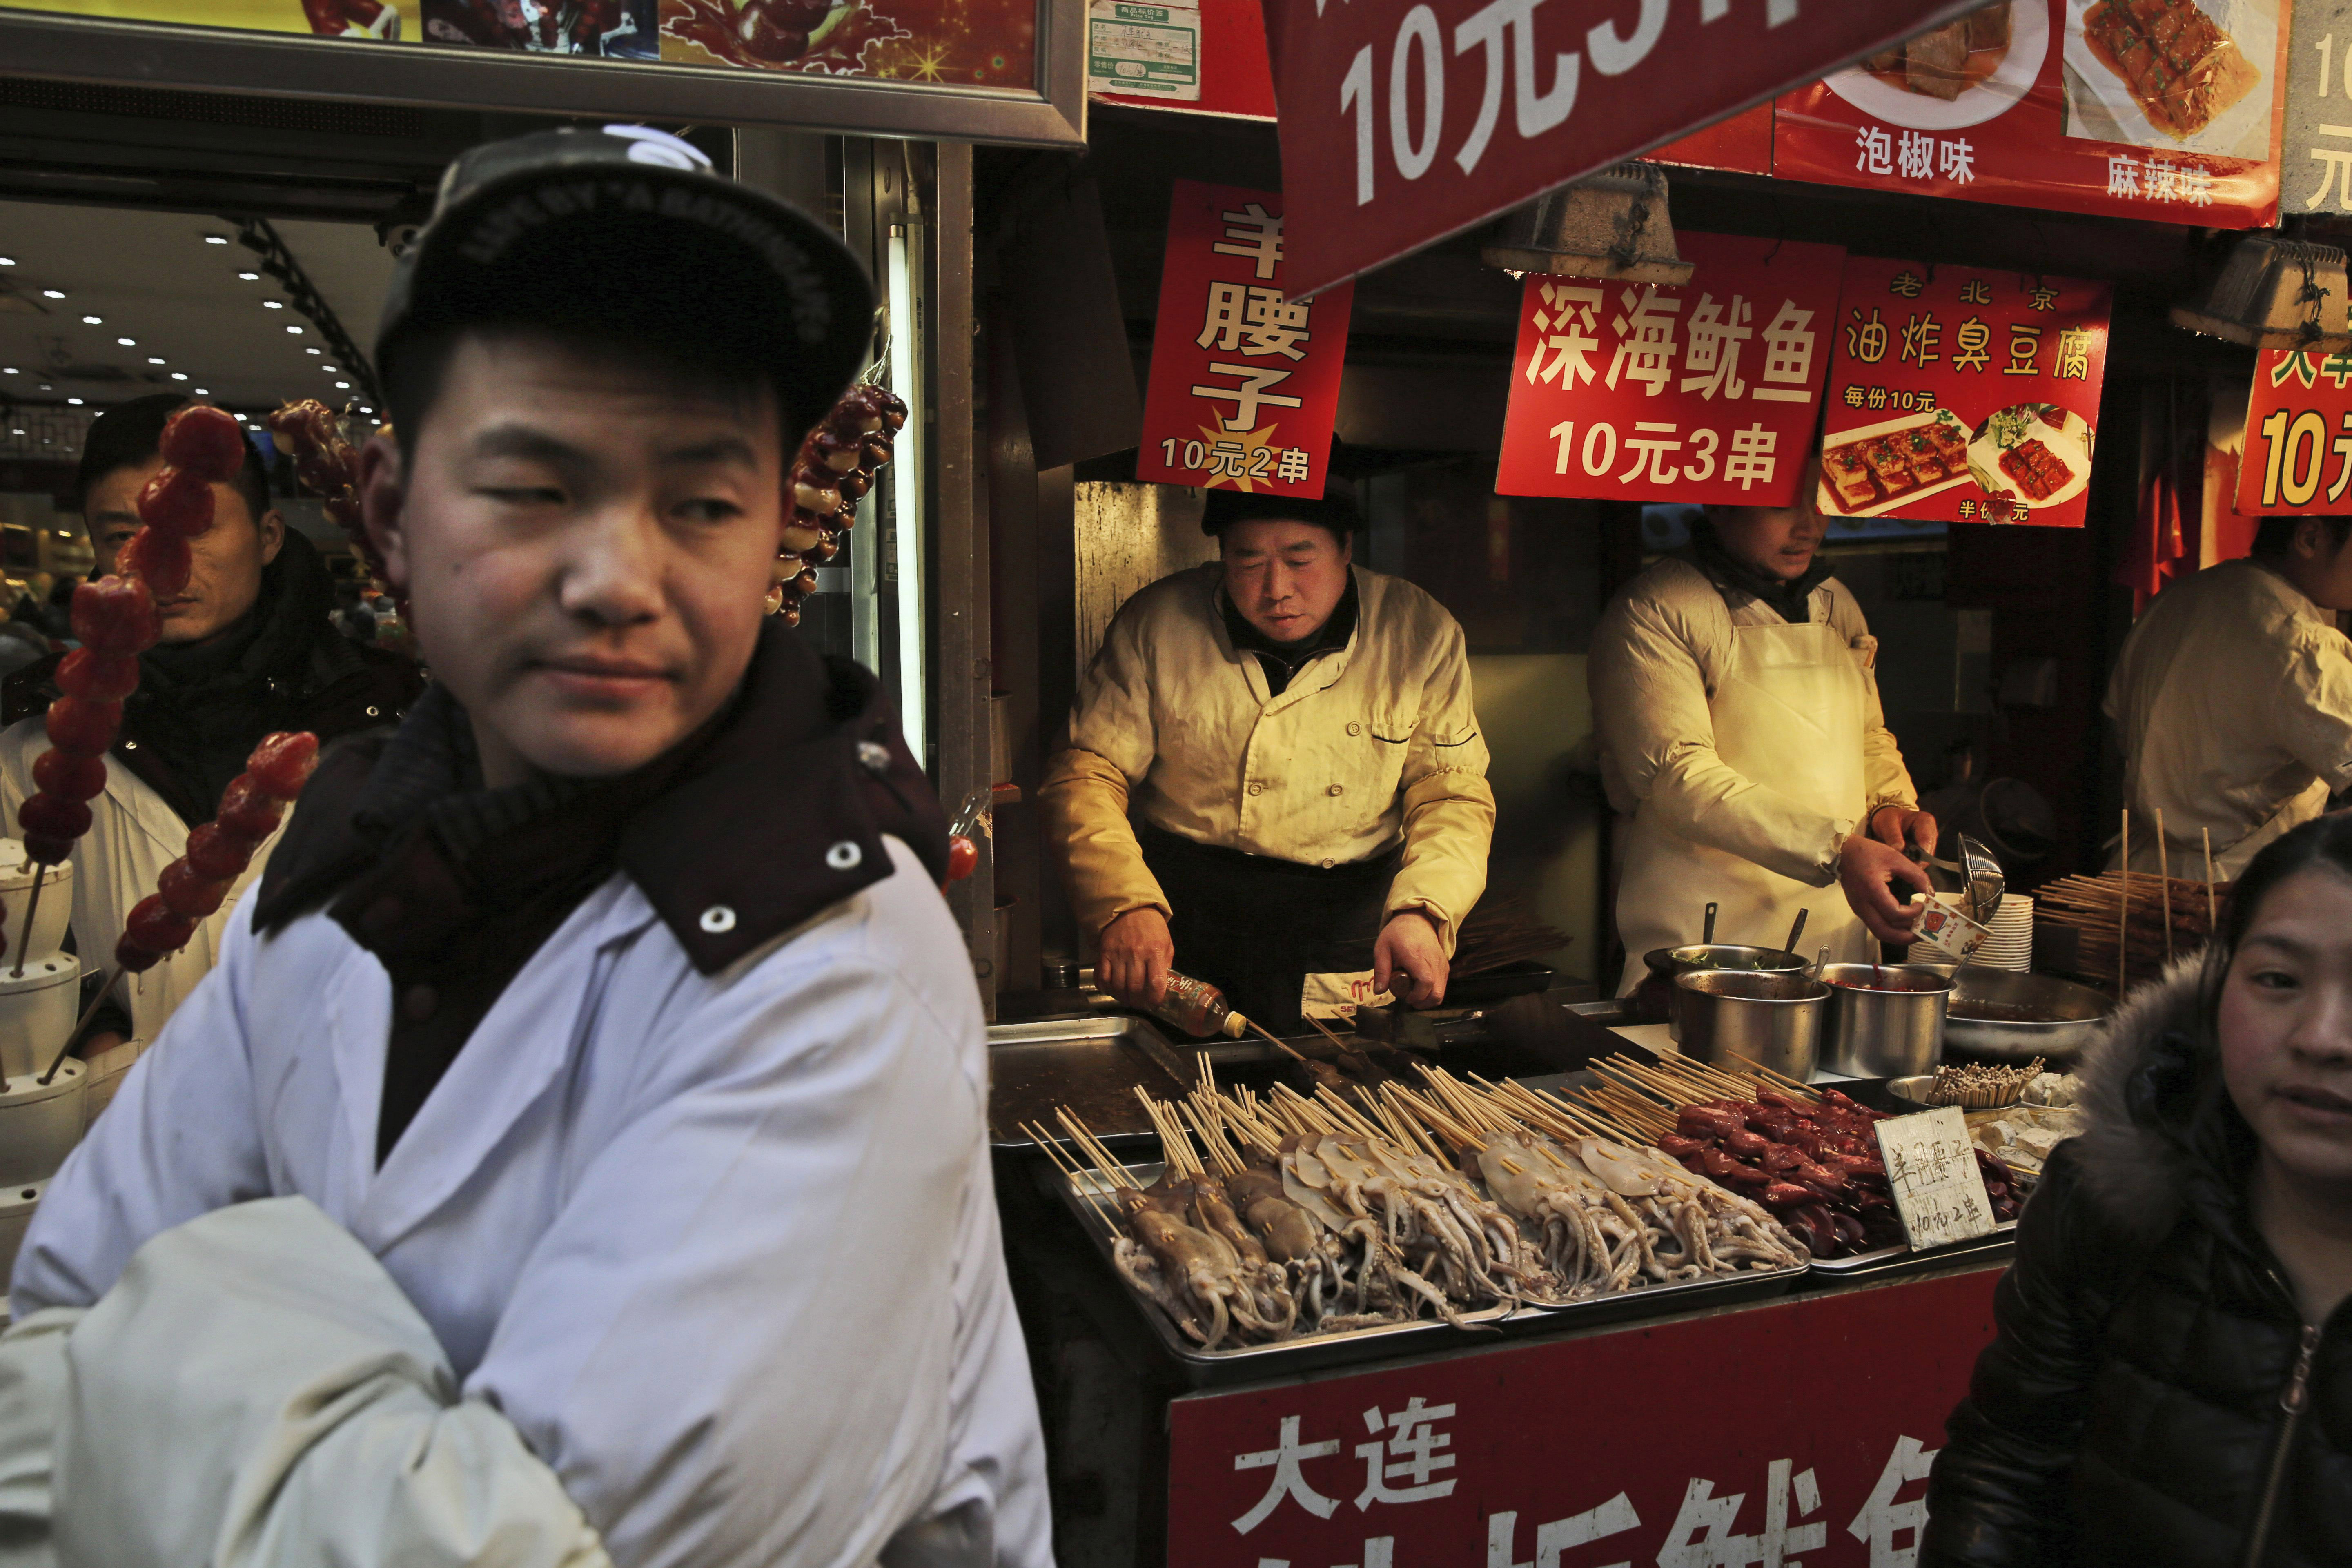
[
  {"xmin": 1813, "ymin": 256, "xmax": 2112, "ymax": 528},
  {"xmin": 658, "ymin": 0, "xmax": 1034, "ymax": 81},
  {"xmin": 424, "ymin": 0, "xmax": 655, "ymax": 53},
  {"xmin": 1774, "ymin": 0, "xmax": 2287, "ymax": 225}
]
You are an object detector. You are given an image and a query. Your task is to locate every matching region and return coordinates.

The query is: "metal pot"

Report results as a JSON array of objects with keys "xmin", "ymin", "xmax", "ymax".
[
  {"xmin": 1673, "ymin": 969, "xmax": 1826, "ymax": 1080},
  {"xmin": 1634, "ymin": 944, "xmax": 1808, "ymax": 1031},
  {"xmin": 1942, "ymin": 968, "xmax": 2110, "ymax": 1063},
  {"xmin": 1819, "ymin": 963, "xmax": 1951, "ymax": 1078}
]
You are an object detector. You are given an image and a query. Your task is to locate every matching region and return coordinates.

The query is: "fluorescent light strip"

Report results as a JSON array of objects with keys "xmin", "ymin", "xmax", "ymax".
[{"xmin": 886, "ymin": 221, "xmax": 927, "ymax": 771}]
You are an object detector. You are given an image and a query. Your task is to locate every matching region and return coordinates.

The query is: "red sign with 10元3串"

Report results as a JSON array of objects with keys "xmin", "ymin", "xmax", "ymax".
[
  {"xmin": 1167, "ymin": 1265, "xmax": 2000, "ymax": 1567},
  {"xmin": 1815, "ymin": 256, "xmax": 2111, "ymax": 530},
  {"xmin": 2236, "ymin": 347, "xmax": 2352, "ymax": 516},
  {"xmin": 1136, "ymin": 180, "xmax": 1356, "ymax": 499},
  {"xmin": 1494, "ymin": 232, "xmax": 1845, "ymax": 507}
]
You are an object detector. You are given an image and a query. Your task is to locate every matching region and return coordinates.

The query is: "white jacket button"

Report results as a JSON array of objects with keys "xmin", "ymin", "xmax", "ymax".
[
  {"xmin": 826, "ymin": 840, "xmax": 863, "ymax": 870},
  {"xmin": 856, "ymin": 741, "xmax": 891, "ymax": 773},
  {"xmin": 699, "ymin": 905, "xmax": 737, "ymax": 933}
]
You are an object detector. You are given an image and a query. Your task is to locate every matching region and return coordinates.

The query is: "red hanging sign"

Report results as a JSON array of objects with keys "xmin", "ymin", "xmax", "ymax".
[
  {"xmin": 2236, "ymin": 348, "xmax": 2352, "ymax": 516},
  {"xmin": 1167, "ymin": 1266, "xmax": 2000, "ymax": 1566},
  {"xmin": 1772, "ymin": 1, "xmax": 2285, "ymax": 230},
  {"xmin": 1255, "ymin": 0, "xmax": 1980, "ymax": 301},
  {"xmin": 1136, "ymin": 179, "xmax": 1356, "ymax": 499},
  {"xmin": 1494, "ymin": 232, "xmax": 1844, "ymax": 507},
  {"xmin": 1814, "ymin": 257, "xmax": 2112, "ymax": 530}
]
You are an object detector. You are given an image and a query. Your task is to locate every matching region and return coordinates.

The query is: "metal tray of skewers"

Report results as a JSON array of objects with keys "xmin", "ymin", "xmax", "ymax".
[
  {"xmin": 1569, "ymin": 1047, "xmax": 2028, "ymax": 1281},
  {"xmin": 1022, "ymin": 1068, "xmax": 1812, "ymax": 1386}
]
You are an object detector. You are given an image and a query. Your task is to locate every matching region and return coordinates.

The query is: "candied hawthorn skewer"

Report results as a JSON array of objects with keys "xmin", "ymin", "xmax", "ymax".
[
  {"xmin": 11, "ymin": 405, "xmax": 240, "ymax": 975},
  {"xmin": 39, "ymin": 731, "xmax": 319, "ymax": 1082},
  {"xmin": 265, "ymin": 400, "xmax": 390, "ymax": 601},
  {"xmin": 771, "ymin": 381, "xmax": 906, "ymax": 626}
]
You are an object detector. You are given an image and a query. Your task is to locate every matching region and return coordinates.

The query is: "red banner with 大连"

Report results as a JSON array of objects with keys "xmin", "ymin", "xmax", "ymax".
[
  {"xmin": 1136, "ymin": 180, "xmax": 1355, "ymax": 499},
  {"xmin": 1494, "ymin": 232, "xmax": 1844, "ymax": 507},
  {"xmin": 1256, "ymin": 0, "xmax": 1982, "ymax": 300},
  {"xmin": 1167, "ymin": 1266, "xmax": 2001, "ymax": 1567},
  {"xmin": 1773, "ymin": 0, "xmax": 2285, "ymax": 230},
  {"xmin": 2236, "ymin": 348, "xmax": 2352, "ymax": 516},
  {"xmin": 1814, "ymin": 257, "xmax": 2111, "ymax": 530}
]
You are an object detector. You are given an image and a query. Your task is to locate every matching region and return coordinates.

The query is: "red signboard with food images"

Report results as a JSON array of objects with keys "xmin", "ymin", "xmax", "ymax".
[
  {"xmin": 1255, "ymin": 0, "xmax": 1980, "ymax": 301},
  {"xmin": 1814, "ymin": 257, "xmax": 2111, "ymax": 529},
  {"xmin": 1773, "ymin": 1, "xmax": 2287, "ymax": 230},
  {"xmin": 2234, "ymin": 347, "xmax": 2352, "ymax": 516},
  {"xmin": 1167, "ymin": 1265, "xmax": 2001, "ymax": 1568},
  {"xmin": 1494, "ymin": 232, "xmax": 1845, "ymax": 508},
  {"xmin": 1136, "ymin": 180, "xmax": 1355, "ymax": 498}
]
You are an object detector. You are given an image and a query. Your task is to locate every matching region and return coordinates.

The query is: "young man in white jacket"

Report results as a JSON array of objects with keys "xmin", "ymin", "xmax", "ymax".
[{"xmin": 0, "ymin": 127, "xmax": 1049, "ymax": 1568}]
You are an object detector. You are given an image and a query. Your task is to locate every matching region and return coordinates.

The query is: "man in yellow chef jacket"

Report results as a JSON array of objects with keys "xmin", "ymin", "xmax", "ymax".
[
  {"xmin": 1040, "ymin": 488, "xmax": 1494, "ymax": 1030},
  {"xmin": 1590, "ymin": 462, "xmax": 1936, "ymax": 996},
  {"xmin": 2106, "ymin": 514, "xmax": 2352, "ymax": 878}
]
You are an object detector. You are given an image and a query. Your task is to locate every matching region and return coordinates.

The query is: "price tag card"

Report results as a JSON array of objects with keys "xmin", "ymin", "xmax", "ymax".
[{"xmin": 1873, "ymin": 1107, "xmax": 1996, "ymax": 1250}]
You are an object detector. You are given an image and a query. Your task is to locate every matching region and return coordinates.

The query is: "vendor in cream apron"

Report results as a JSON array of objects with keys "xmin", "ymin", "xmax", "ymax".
[
  {"xmin": 1590, "ymin": 463, "xmax": 1936, "ymax": 996},
  {"xmin": 1039, "ymin": 487, "xmax": 1495, "ymax": 1031},
  {"xmin": 2105, "ymin": 514, "xmax": 2352, "ymax": 880}
]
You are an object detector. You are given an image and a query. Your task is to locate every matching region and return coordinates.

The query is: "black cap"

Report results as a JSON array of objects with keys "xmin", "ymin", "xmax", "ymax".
[
  {"xmin": 378, "ymin": 125, "xmax": 874, "ymax": 439},
  {"xmin": 1200, "ymin": 483, "xmax": 1359, "ymax": 538}
]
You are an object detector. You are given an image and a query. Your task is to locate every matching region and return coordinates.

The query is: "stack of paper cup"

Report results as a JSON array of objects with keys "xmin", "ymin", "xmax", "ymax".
[{"xmin": 1911, "ymin": 892, "xmax": 2035, "ymax": 971}]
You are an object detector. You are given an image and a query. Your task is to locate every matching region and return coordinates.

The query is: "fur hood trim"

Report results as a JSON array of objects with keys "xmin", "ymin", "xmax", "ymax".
[{"xmin": 2071, "ymin": 956, "xmax": 2216, "ymax": 1243}]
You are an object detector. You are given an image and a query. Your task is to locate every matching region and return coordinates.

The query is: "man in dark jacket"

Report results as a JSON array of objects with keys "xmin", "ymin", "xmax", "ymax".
[
  {"xmin": 0, "ymin": 394, "xmax": 423, "ymax": 1044},
  {"xmin": 1923, "ymin": 944, "xmax": 2349, "ymax": 1566}
]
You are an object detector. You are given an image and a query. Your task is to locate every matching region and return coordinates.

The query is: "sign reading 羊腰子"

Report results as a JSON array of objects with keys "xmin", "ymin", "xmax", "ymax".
[
  {"xmin": 1874, "ymin": 1106, "xmax": 1996, "ymax": 1250},
  {"xmin": 1134, "ymin": 180, "xmax": 1355, "ymax": 499}
]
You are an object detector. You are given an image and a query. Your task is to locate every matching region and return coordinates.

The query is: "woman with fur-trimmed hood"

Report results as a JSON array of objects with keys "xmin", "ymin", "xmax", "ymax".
[{"xmin": 1922, "ymin": 817, "xmax": 2352, "ymax": 1566}]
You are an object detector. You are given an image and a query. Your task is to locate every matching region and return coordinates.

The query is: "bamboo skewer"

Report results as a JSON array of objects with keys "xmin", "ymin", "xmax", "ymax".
[
  {"xmin": 38, "ymin": 968, "xmax": 124, "ymax": 1085},
  {"xmin": 2118, "ymin": 809, "xmax": 2129, "ymax": 998},
  {"xmin": 10, "ymin": 866, "xmax": 44, "ymax": 981},
  {"xmin": 2155, "ymin": 806, "xmax": 2174, "ymax": 966},
  {"xmin": 2204, "ymin": 828, "xmax": 2218, "ymax": 932}
]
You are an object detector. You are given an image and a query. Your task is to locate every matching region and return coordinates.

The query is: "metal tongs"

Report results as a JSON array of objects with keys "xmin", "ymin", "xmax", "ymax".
[{"xmin": 1909, "ymin": 832, "xmax": 2007, "ymax": 925}]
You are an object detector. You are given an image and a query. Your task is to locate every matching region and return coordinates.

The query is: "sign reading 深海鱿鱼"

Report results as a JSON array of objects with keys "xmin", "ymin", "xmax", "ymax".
[
  {"xmin": 1495, "ymin": 232, "xmax": 1843, "ymax": 507},
  {"xmin": 1136, "ymin": 180, "xmax": 1354, "ymax": 499},
  {"xmin": 1815, "ymin": 256, "xmax": 2111, "ymax": 530}
]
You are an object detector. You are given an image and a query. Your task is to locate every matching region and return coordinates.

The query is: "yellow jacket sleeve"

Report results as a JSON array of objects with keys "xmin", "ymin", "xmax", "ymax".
[
  {"xmin": 1038, "ymin": 748, "xmax": 1169, "ymax": 940},
  {"xmin": 1383, "ymin": 617, "xmax": 1495, "ymax": 952}
]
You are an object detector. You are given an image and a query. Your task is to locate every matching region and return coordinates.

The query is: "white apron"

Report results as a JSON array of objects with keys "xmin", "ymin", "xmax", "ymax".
[{"xmin": 1615, "ymin": 619, "xmax": 1873, "ymax": 996}]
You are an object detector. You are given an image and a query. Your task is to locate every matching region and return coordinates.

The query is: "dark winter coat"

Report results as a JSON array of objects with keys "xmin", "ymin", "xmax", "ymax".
[{"xmin": 1920, "ymin": 960, "xmax": 2352, "ymax": 1567}]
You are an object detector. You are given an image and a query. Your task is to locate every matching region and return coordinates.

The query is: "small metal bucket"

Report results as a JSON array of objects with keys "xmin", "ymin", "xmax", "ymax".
[
  {"xmin": 1672, "ymin": 970, "xmax": 1826, "ymax": 1080},
  {"xmin": 1818, "ymin": 963, "xmax": 1952, "ymax": 1078}
]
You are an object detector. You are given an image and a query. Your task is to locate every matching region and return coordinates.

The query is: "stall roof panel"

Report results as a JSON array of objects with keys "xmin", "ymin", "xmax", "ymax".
[{"xmin": 0, "ymin": 198, "xmax": 394, "ymax": 449}]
